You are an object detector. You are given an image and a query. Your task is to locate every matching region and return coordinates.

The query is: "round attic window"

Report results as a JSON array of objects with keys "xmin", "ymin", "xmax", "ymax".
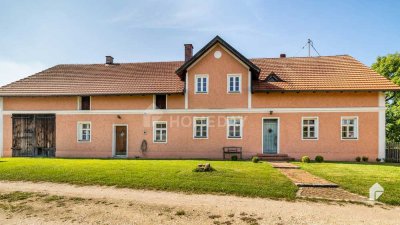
[{"xmin": 214, "ymin": 50, "xmax": 222, "ymax": 59}]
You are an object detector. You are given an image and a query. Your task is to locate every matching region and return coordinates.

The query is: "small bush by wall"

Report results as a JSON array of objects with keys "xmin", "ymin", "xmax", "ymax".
[
  {"xmin": 252, "ymin": 156, "xmax": 260, "ymax": 163},
  {"xmin": 315, "ymin": 155, "xmax": 324, "ymax": 163},
  {"xmin": 301, "ymin": 156, "xmax": 310, "ymax": 163}
]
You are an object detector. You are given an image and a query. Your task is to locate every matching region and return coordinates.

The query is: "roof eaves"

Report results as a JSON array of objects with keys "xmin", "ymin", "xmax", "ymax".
[{"xmin": 252, "ymin": 88, "xmax": 400, "ymax": 93}]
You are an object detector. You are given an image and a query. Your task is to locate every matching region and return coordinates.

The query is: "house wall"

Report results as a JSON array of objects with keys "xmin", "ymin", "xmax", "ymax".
[
  {"xmin": 2, "ymin": 110, "xmax": 379, "ymax": 161},
  {"xmin": 3, "ymin": 96, "xmax": 77, "ymax": 110},
  {"xmin": 91, "ymin": 95, "xmax": 153, "ymax": 110},
  {"xmin": 4, "ymin": 94, "xmax": 185, "ymax": 111},
  {"xmin": 187, "ymin": 44, "xmax": 249, "ymax": 109},
  {"xmin": 252, "ymin": 92, "xmax": 379, "ymax": 108}
]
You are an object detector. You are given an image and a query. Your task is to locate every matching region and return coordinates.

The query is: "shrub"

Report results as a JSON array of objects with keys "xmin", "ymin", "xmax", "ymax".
[
  {"xmin": 301, "ymin": 156, "xmax": 310, "ymax": 163},
  {"xmin": 231, "ymin": 155, "xmax": 238, "ymax": 161},
  {"xmin": 315, "ymin": 155, "xmax": 324, "ymax": 163},
  {"xmin": 376, "ymin": 158, "xmax": 381, "ymax": 162},
  {"xmin": 193, "ymin": 163, "xmax": 215, "ymax": 172},
  {"xmin": 355, "ymin": 156, "xmax": 361, "ymax": 162},
  {"xmin": 252, "ymin": 156, "xmax": 260, "ymax": 163},
  {"xmin": 362, "ymin": 156, "xmax": 369, "ymax": 162}
]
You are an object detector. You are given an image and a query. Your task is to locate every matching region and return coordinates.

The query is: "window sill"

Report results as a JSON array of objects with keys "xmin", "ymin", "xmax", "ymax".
[
  {"xmin": 341, "ymin": 138, "xmax": 358, "ymax": 140},
  {"xmin": 228, "ymin": 91, "xmax": 241, "ymax": 94},
  {"xmin": 302, "ymin": 138, "xmax": 318, "ymax": 140},
  {"xmin": 194, "ymin": 136, "xmax": 208, "ymax": 139},
  {"xmin": 78, "ymin": 140, "xmax": 91, "ymax": 143},
  {"xmin": 228, "ymin": 136, "xmax": 242, "ymax": 139},
  {"xmin": 154, "ymin": 140, "xmax": 167, "ymax": 143}
]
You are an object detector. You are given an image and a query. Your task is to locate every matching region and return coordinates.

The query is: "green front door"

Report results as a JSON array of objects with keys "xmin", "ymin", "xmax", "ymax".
[{"xmin": 263, "ymin": 119, "xmax": 278, "ymax": 154}]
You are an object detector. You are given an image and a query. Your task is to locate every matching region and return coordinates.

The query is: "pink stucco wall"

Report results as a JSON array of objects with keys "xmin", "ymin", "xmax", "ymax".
[
  {"xmin": 3, "ymin": 96, "xmax": 77, "ymax": 110},
  {"xmin": 187, "ymin": 45, "xmax": 249, "ymax": 109},
  {"xmin": 252, "ymin": 92, "xmax": 379, "ymax": 108},
  {"xmin": 3, "ymin": 111, "xmax": 379, "ymax": 161}
]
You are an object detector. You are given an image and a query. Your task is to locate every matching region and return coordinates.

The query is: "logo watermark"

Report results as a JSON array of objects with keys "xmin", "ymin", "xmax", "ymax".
[{"xmin": 369, "ymin": 183, "xmax": 384, "ymax": 201}]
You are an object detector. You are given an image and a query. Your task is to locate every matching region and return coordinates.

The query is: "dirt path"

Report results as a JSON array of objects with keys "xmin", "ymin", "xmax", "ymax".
[{"xmin": 0, "ymin": 181, "xmax": 399, "ymax": 225}]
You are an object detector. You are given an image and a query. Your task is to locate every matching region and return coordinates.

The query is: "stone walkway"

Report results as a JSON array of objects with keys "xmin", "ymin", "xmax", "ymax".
[{"xmin": 269, "ymin": 162, "xmax": 370, "ymax": 203}]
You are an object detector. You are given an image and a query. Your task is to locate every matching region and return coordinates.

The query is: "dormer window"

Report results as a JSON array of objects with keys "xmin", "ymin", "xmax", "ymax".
[
  {"xmin": 78, "ymin": 96, "xmax": 91, "ymax": 110},
  {"xmin": 195, "ymin": 74, "xmax": 208, "ymax": 94},
  {"xmin": 227, "ymin": 74, "xmax": 241, "ymax": 93},
  {"xmin": 266, "ymin": 72, "xmax": 283, "ymax": 82}
]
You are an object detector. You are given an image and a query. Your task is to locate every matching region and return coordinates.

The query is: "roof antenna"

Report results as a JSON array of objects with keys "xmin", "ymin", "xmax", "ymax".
[{"xmin": 301, "ymin": 39, "xmax": 321, "ymax": 57}]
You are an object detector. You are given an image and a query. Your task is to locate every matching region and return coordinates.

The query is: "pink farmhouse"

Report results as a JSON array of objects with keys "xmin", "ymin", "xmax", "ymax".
[{"xmin": 0, "ymin": 36, "xmax": 399, "ymax": 161}]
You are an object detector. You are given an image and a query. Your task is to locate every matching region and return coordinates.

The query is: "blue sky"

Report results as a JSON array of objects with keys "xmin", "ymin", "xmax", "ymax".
[{"xmin": 0, "ymin": 0, "xmax": 399, "ymax": 86}]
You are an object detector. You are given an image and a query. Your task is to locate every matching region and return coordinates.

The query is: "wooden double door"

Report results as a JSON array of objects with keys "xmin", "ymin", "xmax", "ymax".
[{"xmin": 12, "ymin": 114, "xmax": 56, "ymax": 157}]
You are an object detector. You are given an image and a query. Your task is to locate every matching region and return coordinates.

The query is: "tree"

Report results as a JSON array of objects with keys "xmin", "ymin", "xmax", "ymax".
[{"xmin": 371, "ymin": 53, "xmax": 400, "ymax": 141}]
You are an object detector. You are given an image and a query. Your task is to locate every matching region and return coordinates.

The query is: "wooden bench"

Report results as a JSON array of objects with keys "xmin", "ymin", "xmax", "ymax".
[{"xmin": 222, "ymin": 146, "xmax": 242, "ymax": 160}]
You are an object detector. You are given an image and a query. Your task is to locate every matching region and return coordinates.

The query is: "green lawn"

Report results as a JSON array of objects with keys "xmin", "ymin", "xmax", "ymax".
[
  {"xmin": 295, "ymin": 162, "xmax": 400, "ymax": 205},
  {"xmin": 0, "ymin": 158, "xmax": 297, "ymax": 200}
]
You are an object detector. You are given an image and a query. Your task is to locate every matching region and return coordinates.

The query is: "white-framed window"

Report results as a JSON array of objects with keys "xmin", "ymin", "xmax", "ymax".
[
  {"xmin": 227, "ymin": 117, "xmax": 242, "ymax": 139},
  {"xmin": 302, "ymin": 117, "xmax": 318, "ymax": 140},
  {"xmin": 153, "ymin": 121, "xmax": 167, "ymax": 143},
  {"xmin": 193, "ymin": 117, "xmax": 208, "ymax": 139},
  {"xmin": 195, "ymin": 74, "xmax": 208, "ymax": 93},
  {"xmin": 341, "ymin": 117, "xmax": 358, "ymax": 140},
  {"xmin": 77, "ymin": 122, "xmax": 91, "ymax": 142},
  {"xmin": 227, "ymin": 74, "xmax": 241, "ymax": 93}
]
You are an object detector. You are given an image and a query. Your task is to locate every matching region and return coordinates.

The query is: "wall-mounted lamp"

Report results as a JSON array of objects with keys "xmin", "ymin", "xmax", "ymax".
[
  {"xmin": 269, "ymin": 110, "xmax": 273, "ymax": 115},
  {"xmin": 117, "ymin": 115, "xmax": 122, "ymax": 119}
]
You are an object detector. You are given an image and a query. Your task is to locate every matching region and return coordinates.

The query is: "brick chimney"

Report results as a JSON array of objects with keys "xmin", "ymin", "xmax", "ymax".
[
  {"xmin": 280, "ymin": 53, "xmax": 286, "ymax": 58},
  {"xmin": 105, "ymin": 56, "xmax": 114, "ymax": 64},
  {"xmin": 184, "ymin": 44, "xmax": 193, "ymax": 62}
]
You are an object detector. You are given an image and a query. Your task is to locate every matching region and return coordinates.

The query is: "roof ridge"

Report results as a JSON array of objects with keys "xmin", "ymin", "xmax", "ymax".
[
  {"xmin": 250, "ymin": 54, "xmax": 351, "ymax": 60},
  {"xmin": 55, "ymin": 60, "xmax": 185, "ymax": 67}
]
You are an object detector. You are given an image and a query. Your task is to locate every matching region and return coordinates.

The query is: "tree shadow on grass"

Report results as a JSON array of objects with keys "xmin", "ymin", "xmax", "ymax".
[{"xmin": 321, "ymin": 161, "xmax": 400, "ymax": 168}]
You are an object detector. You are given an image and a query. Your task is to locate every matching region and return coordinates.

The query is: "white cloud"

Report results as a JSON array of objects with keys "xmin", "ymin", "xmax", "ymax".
[{"xmin": 0, "ymin": 61, "xmax": 47, "ymax": 86}]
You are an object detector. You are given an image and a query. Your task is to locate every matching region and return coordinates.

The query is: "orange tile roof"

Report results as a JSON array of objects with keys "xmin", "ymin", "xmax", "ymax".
[
  {"xmin": 252, "ymin": 55, "xmax": 400, "ymax": 92},
  {"xmin": 0, "ymin": 55, "xmax": 398, "ymax": 96},
  {"xmin": 0, "ymin": 61, "xmax": 185, "ymax": 96}
]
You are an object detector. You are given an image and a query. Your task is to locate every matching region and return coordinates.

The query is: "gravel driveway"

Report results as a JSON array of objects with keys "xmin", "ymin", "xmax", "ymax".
[{"xmin": 0, "ymin": 181, "xmax": 398, "ymax": 225}]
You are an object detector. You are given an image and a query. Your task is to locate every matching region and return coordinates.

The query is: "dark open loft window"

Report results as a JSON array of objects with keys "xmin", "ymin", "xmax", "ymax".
[
  {"xmin": 155, "ymin": 95, "xmax": 167, "ymax": 109},
  {"xmin": 266, "ymin": 72, "xmax": 283, "ymax": 82},
  {"xmin": 80, "ymin": 96, "xmax": 91, "ymax": 110}
]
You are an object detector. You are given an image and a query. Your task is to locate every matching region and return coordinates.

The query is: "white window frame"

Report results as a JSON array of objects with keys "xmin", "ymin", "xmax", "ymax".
[
  {"xmin": 153, "ymin": 94, "xmax": 168, "ymax": 110},
  {"xmin": 77, "ymin": 121, "xmax": 91, "ymax": 142},
  {"xmin": 193, "ymin": 117, "xmax": 208, "ymax": 139},
  {"xmin": 194, "ymin": 74, "xmax": 209, "ymax": 94},
  {"xmin": 77, "ymin": 96, "xmax": 92, "ymax": 110},
  {"xmin": 153, "ymin": 121, "xmax": 167, "ymax": 143},
  {"xmin": 227, "ymin": 74, "xmax": 242, "ymax": 93},
  {"xmin": 226, "ymin": 117, "xmax": 243, "ymax": 139},
  {"xmin": 341, "ymin": 116, "xmax": 359, "ymax": 140},
  {"xmin": 301, "ymin": 117, "xmax": 319, "ymax": 140}
]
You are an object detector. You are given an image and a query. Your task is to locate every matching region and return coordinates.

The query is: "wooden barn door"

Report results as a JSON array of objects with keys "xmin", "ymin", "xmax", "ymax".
[{"xmin": 12, "ymin": 114, "xmax": 56, "ymax": 157}]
